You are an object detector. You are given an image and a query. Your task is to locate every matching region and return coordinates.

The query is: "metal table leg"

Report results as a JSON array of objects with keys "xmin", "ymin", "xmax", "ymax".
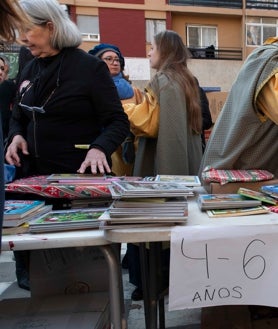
[
  {"xmin": 139, "ymin": 242, "xmax": 151, "ymax": 329},
  {"xmin": 139, "ymin": 242, "xmax": 167, "ymax": 329},
  {"xmin": 100, "ymin": 244, "xmax": 127, "ymax": 329}
]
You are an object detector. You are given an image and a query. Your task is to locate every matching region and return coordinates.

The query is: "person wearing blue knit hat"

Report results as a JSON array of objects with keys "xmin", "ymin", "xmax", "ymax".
[
  {"xmin": 89, "ymin": 43, "xmax": 125, "ymax": 70},
  {"xmin": 89, "ymin": 44, "xmax": 143, "ymax": 177},
  {"xmin": 89, "ymin": 43, "xmax": 133, "ymax": 100}
]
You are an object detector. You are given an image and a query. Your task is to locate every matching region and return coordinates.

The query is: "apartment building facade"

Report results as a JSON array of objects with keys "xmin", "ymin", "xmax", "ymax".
[
  {"xmin": 57, "ymin": 0, "xmax": 278, "ymax": 90},
  {"xmin": 2, "ymin": 1, "xmax": 278, "ymax": 89}
]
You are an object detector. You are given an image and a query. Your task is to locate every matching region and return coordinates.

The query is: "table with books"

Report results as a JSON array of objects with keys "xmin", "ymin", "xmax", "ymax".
[
  {"xmin": 2, "ymin": 173, "xmax": 278, "ymax": 329},
  {"xmin": 2, "ymin": 174, "xmax": 128, "ymax": 329},
  {"xmin": 103, "ymin": 177, "xmax": 278, "ymax": 329}
]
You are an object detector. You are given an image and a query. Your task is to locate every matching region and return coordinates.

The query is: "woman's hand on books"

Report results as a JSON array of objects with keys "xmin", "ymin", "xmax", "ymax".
[{"xmin": 77, "ymin": 148, "xmax": 111, "ymax": 175}]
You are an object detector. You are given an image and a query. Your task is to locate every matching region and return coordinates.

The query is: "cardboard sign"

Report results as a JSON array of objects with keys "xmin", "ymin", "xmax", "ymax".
[{"xmin": 169, "ymin": 224, "xmax": 278, "ymax": 310}]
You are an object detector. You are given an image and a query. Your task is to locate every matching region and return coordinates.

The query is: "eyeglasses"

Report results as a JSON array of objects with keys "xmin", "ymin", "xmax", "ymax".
[
  {"xmin": 18, "ymin": 52, "xmax": 64, "ymax": 114},
  {"xmin": 19, "ymin": 85, "xmax": 57, "ymax": 114},
  {"xmin": 102, "ymin": 57, "xmax": 120, "ymax": 65}
]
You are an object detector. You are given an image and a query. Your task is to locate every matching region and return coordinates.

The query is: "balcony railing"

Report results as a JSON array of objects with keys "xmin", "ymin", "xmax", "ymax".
[
  {"xmin": 0, "ymin": 43, "xmax": 21, "ymax": 53},
  {"xmin": 246, "ymin": 1, "xmax": 278, "ymax": 9},
  {"xmin": 168, "ymin": 0, "xmax": 242, "ymax": 8},
  {"xmin": 188, "ymin": 47, "xmax": 242, "ymax": 60}
]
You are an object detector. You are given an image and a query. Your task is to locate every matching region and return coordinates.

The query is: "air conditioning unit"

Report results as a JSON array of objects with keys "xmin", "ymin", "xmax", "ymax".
[{"xmin": 81, "ymin": 33, "xmax": 100, "ymax": 41}]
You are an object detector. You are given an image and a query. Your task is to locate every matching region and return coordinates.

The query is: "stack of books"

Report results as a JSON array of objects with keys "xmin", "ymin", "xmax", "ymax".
[
  {"xmin": 29, "ymin": 208, "xmax": 108, "ymax": 233},
  {"xmin": 198, "ymin": 186, "xmax": 277, "ymax": 218},
  {"xmin": 102, "ymin": 180, "xmax": 193, "ymax": 229},
  {"xmin": 3, "ymin": 200, "xmax": 52, "ymax": 227}
]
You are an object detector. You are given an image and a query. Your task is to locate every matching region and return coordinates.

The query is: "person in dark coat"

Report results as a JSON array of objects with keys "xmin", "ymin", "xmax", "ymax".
[{"xmin": 5, "ymin": 0, "xmax": 129, "ymax": 291}]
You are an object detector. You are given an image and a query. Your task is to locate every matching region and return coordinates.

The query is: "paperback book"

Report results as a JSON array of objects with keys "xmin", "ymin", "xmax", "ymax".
[
  {"xmin": 29, "ymin": 207, "xmax": 108, "ymax": 233},
  {"xmin": 144, "ymin": 175, "xmax": 201, "ymax": 186},
  {"xmin": 261, "ymin": 185, "xmax": 278, "ymax": 200},
  {"xmin": 237, "ymin": 187, "xmax": 277, "ymax": 205},
  {"xmin": 110, "ymin": 181, "xmax": 194, "ymax": 198},
  {"xmin": 4, "ymin": 200, "xmax": 45, "ymax": 220},
  {"xmin": 3, "ymin": 204, "xmax": 52, "ymax": 228},
  {"xmin": 197, "ymin": 193, "xmax": 261, "ymax": 211},
  {"xmin": 207, "ymin": 206, "xmax": 270, "ymax": 218}
]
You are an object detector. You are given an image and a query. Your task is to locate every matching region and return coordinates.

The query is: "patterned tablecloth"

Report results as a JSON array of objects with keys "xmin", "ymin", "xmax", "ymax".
[{"xmin": 5, "ymin": 175, "xmax": 111, "ymax": 199}]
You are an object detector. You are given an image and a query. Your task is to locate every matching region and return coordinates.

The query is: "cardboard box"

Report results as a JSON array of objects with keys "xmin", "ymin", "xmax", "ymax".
[
  {"xmin": 205, "ymin": 179, "xmax": 278, "ymax": 194},
  {"xmin": 30, "ymin": 246, "xmax": 109, "ymax": 297},
  {"xmin": 0, "ymin": 293, "xmax": 110, "ymax": 329},
  {"xmin": 206, "ymin": 91, "xmax": 228, "ymax": 123}
]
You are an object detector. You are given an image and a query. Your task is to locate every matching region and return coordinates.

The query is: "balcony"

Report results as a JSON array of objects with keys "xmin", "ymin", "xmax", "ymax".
[
  {"xmin": 0, "ymin": 43, "xmax": 21, "ymax": 53},
  {"xmin": 246, "ymin": 1, "xmax": 278, "ymax": 9},
  {"xmin": 188, "ymin": 46, "xmax": 242, "ymax": 60},
  {"xmin": 168, "ymin": 0, "xmax": 242, "ymax": 9}
]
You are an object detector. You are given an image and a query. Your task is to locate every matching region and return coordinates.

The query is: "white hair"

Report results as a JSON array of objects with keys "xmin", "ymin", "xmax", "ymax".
[{"xmin": 19, "ymin": 0, "xmax": 82, "ymax": 49}]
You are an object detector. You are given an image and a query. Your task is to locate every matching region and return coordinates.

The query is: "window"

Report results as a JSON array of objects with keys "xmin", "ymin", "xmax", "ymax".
[
  {"xmin": 146, "ymin": 19, "xmax": 166, "ymax": 43},
  {"xmin": 246, "ymin": 17, "xmax": 278, "ymax": 46},
  {"xmin": 187, "ymin": 25, "xmax": 217, "ymax": 48},
  {"xmin": 76, "ymin": 15, "xmax": 100, "ymax": 41}
]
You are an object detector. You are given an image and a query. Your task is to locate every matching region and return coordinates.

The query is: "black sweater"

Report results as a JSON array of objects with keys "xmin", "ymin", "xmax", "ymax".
[{"xmin": 8, "ymin": 47, "xmax": 130, "ymax": 175}]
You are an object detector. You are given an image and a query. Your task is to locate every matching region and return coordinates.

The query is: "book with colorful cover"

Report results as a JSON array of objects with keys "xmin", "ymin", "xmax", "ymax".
[
  {"xmin": 144, "ymin": 175, "xmax": 201, "ymax": 186},
  {"xmin": 198, "ymin": 193, "xmax": 261, "ymax": 210},
  {"xmin": 4, "ymin": 200, "xmax": 45, "ymax": 219},
  {"xmin": 237, "ymin": 187, "xmax": 277, "ymax": 205},
  {"xmin": 3, "ymin": 204, "xmax": 52, "ymax": 227},
  {"xmin": 29, "ymin": 208, "xmax": 108, "ymax": 233},
  {"xmin": 261, "ymin": 185, "xmax": 278, "ymax": 200},
  {"xmin": 207, "ymin": 206, "xmax": 270, "ymax": 218}
]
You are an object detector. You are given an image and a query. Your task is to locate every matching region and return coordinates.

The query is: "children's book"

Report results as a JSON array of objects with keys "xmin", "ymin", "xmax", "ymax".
[
  {"xmin": 237, "ymin": 187, "xmax": 277, "ymax": 205},
  {"xmin": 144, "ymin": 175, "xmax": 201, "ymax": 186},
  {"xmin": 261, "ymin": 185, "xmax": 278, "ymax": 200},
  {"xmin": 3, "ymin": 205, "xmax": 52, "ymax": 227},
  {"xmin": 4, "ymin": 200, "xmax": 45, "ymax": 220},
  {"xmin": 207, "ymin": 206, "xmax": 270, "ymax": 218},
  {"xmin": 29, "ymin": 207, "xmax": 108, "ymax": 233},
  {"xmin": 198, "ymin": 193, "xmax": 261, "ymax": 210}
]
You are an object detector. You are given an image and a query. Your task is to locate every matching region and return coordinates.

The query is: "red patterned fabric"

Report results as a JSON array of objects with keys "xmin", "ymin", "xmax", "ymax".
[
  {"xmin": 202, "ymin": 166, "xmax": 274, "ymax": 185},
  {"xmin": 5, "ymin": 175, "xmax": 111, "ymax": 199}
]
